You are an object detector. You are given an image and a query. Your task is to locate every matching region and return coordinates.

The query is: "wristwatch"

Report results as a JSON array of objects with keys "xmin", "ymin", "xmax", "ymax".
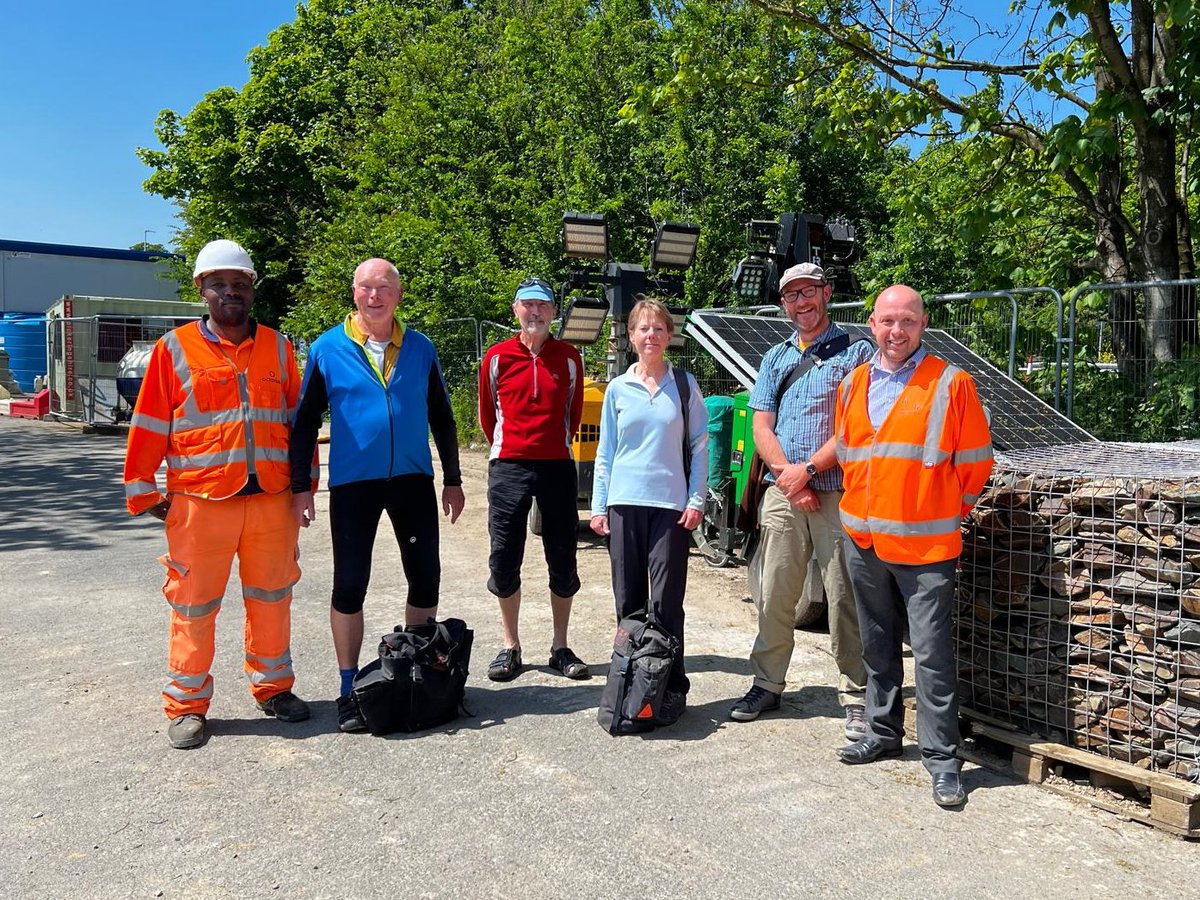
[{"xmin": 805, "ymin": 461, "xmax": 819, "ymax": 478}]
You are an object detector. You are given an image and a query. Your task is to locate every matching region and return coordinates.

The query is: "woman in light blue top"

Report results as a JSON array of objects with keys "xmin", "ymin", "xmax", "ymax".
[{"xmin": 590, "ymin": 298, "xmax": 708, "ymax": 724}]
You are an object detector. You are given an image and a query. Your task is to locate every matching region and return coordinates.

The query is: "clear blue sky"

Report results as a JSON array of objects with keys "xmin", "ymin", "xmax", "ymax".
[{"xmin": 0, "ymin": 1, "xmax": 299, "ymax": 251}]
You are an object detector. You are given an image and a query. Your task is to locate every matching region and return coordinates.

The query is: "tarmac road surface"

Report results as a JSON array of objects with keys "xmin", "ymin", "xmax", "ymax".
[{"xmin": 1, "ymin": 415, "xmax": 1197, "ymax": 898}]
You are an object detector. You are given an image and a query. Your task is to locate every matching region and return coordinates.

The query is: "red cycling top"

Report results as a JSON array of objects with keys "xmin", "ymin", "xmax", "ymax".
[{"xmin": 479, "ymin": 335, "xmax": 583, "ymax": 460}]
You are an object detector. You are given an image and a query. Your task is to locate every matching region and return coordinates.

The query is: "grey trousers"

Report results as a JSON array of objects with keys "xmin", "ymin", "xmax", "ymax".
[{"xmin": 843, "ymin": 540, "xmax": 961, "ymax": 775}]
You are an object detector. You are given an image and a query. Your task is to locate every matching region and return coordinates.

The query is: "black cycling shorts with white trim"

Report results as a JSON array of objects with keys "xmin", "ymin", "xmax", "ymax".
[
  {"xmin": 328, "ymin": 474, "xmax": 440, "ymax": 614},
  {"xmin": 486, "ymin": 459, "xmax": 580, "ymax": 599}
]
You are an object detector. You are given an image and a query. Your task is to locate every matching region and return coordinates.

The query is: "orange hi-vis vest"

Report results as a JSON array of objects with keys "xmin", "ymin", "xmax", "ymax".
[
  {"xmin": 124, "ymin": 320, "xmax": 302, "ymax": 515},
  {"xmin": 834, "ymin": 354, "xmax": 994, "ymax": 565}
]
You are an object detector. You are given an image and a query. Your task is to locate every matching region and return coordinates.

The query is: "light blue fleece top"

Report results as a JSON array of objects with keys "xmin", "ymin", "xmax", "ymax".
[{"xmin": 591, "ymin": 362, "xmax": 709, "ymax": 515}]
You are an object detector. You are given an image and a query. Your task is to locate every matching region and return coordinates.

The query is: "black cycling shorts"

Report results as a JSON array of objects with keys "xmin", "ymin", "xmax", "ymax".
[
  {"xmin": 486, "ymin": 459, "xmax": 580, "ymax": 599},
  {"xmin": 328, "ymin": 475, "xmax": 440, "ymax": 614}
]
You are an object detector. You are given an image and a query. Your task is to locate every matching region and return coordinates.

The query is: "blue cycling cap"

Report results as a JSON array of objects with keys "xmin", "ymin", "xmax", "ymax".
[{"xmin": 514, "ymin": 277, "xmax": 555, "ymax": 304}]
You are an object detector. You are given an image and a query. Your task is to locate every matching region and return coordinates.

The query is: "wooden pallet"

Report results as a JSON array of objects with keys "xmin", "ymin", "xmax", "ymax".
[{"xmin": 960, "ymin": 707, "xmax": 1200, "ymax": 839}]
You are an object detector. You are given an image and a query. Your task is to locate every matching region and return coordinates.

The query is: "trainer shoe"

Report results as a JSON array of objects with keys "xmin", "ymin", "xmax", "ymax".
[
  {"xmin": 656, "ymin": 690, "xmax": 687, "ymax": 726},
  {"xmin": 844, "ymin": 704, "xmax": 868, "ymax": 740},
  {"xmin": 256, "ymin": 691, "xmax": 311, "ymax": 723},
  {"xmin": 729, "ymin": 685, "xmax": 781, "ymax": 722},
  {"xmin": 337, "ymin": 695, "xmax": 368, "ymax": 734},
  {"xmin": 167, "ymin": 714, "xmax": 206, "ymax": 749}
]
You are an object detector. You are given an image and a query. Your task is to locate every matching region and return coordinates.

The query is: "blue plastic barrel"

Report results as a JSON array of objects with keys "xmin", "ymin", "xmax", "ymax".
[{"xmin": 0, "ymin": 314, "xmax": 47, "ymax": 393}]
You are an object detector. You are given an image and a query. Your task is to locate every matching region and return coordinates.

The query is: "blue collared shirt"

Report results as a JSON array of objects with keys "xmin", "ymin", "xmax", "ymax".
[
  {"xmin": 867, "ymin": 345, "xmax": 928, "ymax": 429},
  {"xmin": 749, "ymin": 322, "xmax": 875, "ymax": 491}
]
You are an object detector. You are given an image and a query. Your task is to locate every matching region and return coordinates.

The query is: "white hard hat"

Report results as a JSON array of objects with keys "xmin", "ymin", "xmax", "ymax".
[{"xmin": 193, "ymin": 239, "xmax": 257, "ymax": 282}]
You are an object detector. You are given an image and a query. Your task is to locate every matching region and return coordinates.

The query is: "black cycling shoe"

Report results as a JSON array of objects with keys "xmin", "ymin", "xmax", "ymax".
[{"xmin": 337, "ymin": 695, "xmax": 368, "ymax": 733}]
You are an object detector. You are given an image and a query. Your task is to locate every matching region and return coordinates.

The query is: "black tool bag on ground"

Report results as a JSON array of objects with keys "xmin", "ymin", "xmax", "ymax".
[
  {"xmin": 352, "ymin": 618, "xmax": 473, "ymax": 735},
  {"xmin": 597, "ymin": 610, "xmax": 679, "ymax": 735}
]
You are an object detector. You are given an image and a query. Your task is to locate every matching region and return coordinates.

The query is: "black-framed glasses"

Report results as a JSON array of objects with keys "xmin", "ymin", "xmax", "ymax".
[{"xmin": 781, "ymin": 283, "xmax": 826, "ymax": 302}]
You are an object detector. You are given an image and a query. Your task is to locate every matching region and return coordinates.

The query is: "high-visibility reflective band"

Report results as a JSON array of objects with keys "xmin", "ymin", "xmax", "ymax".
[
  {"xmin": 310, "ymin": 464, "xmax": 320, "ymax": 481},
  {"xmin": 131, "ymin": 412, "xmax": 170, "ymax": 435},
  {"xmin": 252, "ymin": 446, "xmax": 289, "ymax": 464},
  {"xmin": 243, "ymin": 579, "xmax": 297, "ymax": 603},
  {"xmin": 174, "ymin": 407, "xmax": 246, "ymax": 431},
  {"xmin": 835, "ymin": 438, "xmax": 847, "ymax": 464},
  {"xmin": 840, "ymin": 442, "xmax": 943, "ymax": 464},
  {"xmin": 125, "ymin": 480, "xmax": 158, "ymax": 497},
  {"xmin": 162, "ymin": 331, "xmax": 195, "ymax": 393},
  {"xmin": 246, "ymin": 649, "xmax": 293, "ymax": 670},
  {"xmin": 921, "ymin": 364, "xmax": 961, "ymax": 466},
  {"xmin": 962, "ymin": 491, "xmax": 981, "ymax": 505},
  {"xmin": 252, "ymin": 406, "xmax": 290, "ymax": 424},
  {"xmin": 248, "ymin": 665, "xmax": 294, "ymax": 685},
  {"xmin": 840, "ymin": 510, "xmax": 963, "ymax": 537},
  {"xmin": 954, "ymin": 444, "xmax": 994, "ymax": 465},
  {"xmin": 163, "ymin": 681, "xmax": 214, "ymax": 705},
  {"xmin": 167, "ymin": 596, "xmax": 223, "ymax": 618},
  {"xmin": 167, "ymin": 449, "xmax": 244, "ymax": 470}
]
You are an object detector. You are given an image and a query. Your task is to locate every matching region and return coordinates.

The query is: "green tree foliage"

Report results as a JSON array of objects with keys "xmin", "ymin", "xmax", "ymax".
[
  {"xmin": 733, "ymin": 0, "xmax": 1200, "ymax": 368},
  {"xmin": 140, "ymin": 0, "xmax": 891, "ymax": 339}
]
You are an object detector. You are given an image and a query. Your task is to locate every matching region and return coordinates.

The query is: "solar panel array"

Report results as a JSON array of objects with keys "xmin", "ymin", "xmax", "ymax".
[{"xmin": 685, "ymin": 310, "xmax": 1096, "ymax": 451}]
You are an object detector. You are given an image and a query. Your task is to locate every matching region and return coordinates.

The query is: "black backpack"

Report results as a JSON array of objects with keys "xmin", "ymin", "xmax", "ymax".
[
  {"xmin": 351, "ymin": 618, "xmax": 474, "ymax": 735},
  {"xmin": 597, "ymin": 610, "xmax": 680, "ymax": 735}
]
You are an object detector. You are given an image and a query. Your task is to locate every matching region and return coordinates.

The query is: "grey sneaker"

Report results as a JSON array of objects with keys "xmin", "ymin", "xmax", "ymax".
[
  {"xmin": 844, "ymin": 704, "xmax": 868, "ymax": 740},
  {"xmin": 256, "ymin": 691, "xmax": 311, "ymax": 723},
  {"xmin": 729, "ymin": 685, "xmax": 781, "ymax": 722},
  {"xmin": 167, "ymin": 713, "xmax": 206, "ymax": 749}
]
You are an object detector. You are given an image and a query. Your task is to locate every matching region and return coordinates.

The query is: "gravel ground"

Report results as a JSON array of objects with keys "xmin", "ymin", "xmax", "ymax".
[{"xmin": 1, "ymin": 415, "xmax": 1198, "ymax": 899}]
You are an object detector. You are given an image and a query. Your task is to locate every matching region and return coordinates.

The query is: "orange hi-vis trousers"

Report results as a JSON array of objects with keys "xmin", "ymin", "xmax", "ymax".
[{"xmin": 159, "ymin": 490, "xmax": 301, "ymax": 719}]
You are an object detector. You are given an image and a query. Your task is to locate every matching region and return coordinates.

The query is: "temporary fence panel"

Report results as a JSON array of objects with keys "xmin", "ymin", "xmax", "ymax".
[{"xmin": 1065, "ymin": 279, "xmax": 1200, "ymax": 442}]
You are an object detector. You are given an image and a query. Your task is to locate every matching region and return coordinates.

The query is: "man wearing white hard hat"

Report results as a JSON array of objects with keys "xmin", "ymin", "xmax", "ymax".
[
  {"xmin": 124, "ymin": 238, "xmax": 313, "ymax": 749},
  {"xmin": 728, "ymin": 262, "xmax": 875, "ymax": 741}
]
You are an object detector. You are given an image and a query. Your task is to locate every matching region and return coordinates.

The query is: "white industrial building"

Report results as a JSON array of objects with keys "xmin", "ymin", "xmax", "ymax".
[{"xmin": 0, "ymin": 239, "xmax": 180, "ymax": 313}]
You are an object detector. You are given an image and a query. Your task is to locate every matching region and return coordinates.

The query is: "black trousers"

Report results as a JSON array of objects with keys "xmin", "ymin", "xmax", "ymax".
[
  {"xmin": 328, "ymin": 475, "xmax": 440, "ymax": 614},
  {"xmin": 486, "ymin": 459, "xmax": 580, "ymax": 599},
  {"xmin": 608, "ymin": 504, "xmax": 690, "ymax": 694}
]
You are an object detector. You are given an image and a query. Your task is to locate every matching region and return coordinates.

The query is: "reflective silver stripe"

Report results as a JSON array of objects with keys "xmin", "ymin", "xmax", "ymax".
[
  {"xmin": 247, "ymin": 660, "xmax": 295, "ymax": 685},
  {"xmin": 963, "ymin": 491, "xmax": 981, "ymax": 505},
  {"xmin": 246, "ymin": 649, "xmax": 293, "ymax": 670},
  {"xmin": 252, "ymin": 406, "xmax": 289, "ymax": 424},
  {"xmin": 167, "ymin": 449, "xmax": 242, "ymax": 469},
  {"xmin": 252, "ymin": 446, "xmax": 289, "ymax": 464},
  {"xmin": 954, "ymin": 444, "xmax": 994, "ymax": 465},
  {"xmin": 309, "ymin": 464, "xmax": 320, "ymax": 481},
  {"xmin": 840, "ymin": 510, "xmax": 962, "ymax": 537},
  {"xmin": 163, "ymin": 681, "xmax": 212, "ymax": 700},
  {"xmin": 131, "ymin": 412, "xmax": 170, "ymax": 435},
  {"xmin": 125, "ymin": 480, "xmax": 158, "ymax": 497},
  {"xmin": 243, "ymin": 579, "xmax": 297, "ymax": 603},
  {"xmin": 835, "ymin": 437, "xmax": 847, "ymax": 465},
  {"xmin": 921, "ymin": 364, "xmax": 960, "ymax": 466},
  {"xmin": 168, "ymin": 671, "xmax": 210, "ymax": 690},
  {"xmin": 173, "ymin": 407, "xmax": 246, "ymax": 431},
  {"xmin": 841, "ymin": 442, "xmax": 943, "ymax": 463},
  {"xmin": 167, "ymin": 596, "xmax": 223, "ymax": 618}
]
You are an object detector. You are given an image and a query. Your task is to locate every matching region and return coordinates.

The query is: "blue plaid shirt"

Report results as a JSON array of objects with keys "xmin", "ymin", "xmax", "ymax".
[{"xmin": 749, "ymin": 322, "xmax": 875, "ymax": 491}]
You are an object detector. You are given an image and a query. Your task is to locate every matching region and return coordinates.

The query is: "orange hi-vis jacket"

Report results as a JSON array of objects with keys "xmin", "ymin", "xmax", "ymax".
[
  {"xmin": 124, "ymin": 319, "xmax": 304, "ymax": 515},
  {"xmin": 834, "ymin": 354, "xmax": 994, "ymax": 565}
]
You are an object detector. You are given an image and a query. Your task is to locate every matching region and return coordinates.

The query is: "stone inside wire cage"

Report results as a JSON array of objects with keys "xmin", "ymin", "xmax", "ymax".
[{"xmin": 956, "ymin": 442, "xmax": 1200, "ymax": 779}]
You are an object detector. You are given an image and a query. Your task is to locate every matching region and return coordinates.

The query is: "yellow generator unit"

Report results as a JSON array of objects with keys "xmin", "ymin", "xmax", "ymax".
[{"xmin": 573, "ymin": 377, "xmax": 607, "ymax": 506}]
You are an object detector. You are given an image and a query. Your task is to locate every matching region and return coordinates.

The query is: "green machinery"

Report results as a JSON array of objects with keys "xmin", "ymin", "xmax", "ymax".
[{"xmin": 692, "ymin": 391, "xmax": 756, "ymax": 567}]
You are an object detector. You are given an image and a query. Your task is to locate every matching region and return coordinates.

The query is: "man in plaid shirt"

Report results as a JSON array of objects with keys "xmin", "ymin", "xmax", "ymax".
[{"xmin": 729, "ymin": 263, "xmax": 875, "ymax": 741}]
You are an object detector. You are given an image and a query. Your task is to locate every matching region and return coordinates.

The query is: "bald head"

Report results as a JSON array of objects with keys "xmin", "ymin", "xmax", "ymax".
[
  {"xmin": 870, "ymin": 284, "xmax": 928, "ymax": 372},
  {"xmin": 353, "ymin": 257, "xmax": 401, "ymax": 289},
  {"xmin": 352, "ymin": 257, "xmax": 403, "ymax": 340}
]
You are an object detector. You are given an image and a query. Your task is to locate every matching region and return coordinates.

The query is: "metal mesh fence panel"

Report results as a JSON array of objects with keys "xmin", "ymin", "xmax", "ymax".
[{"xmin": 957, "ymin": 442, "xmax": 1200, "ymax": 779}]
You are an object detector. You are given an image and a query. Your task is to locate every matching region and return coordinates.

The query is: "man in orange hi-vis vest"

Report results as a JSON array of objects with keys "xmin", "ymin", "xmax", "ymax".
[
  {"xmin": 832, "ymin": 284, "xmax": 993, "ymax": 808},
  {"xmin": 124, "ymin": 239, "xmax": 313, "ymax": 750}
]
